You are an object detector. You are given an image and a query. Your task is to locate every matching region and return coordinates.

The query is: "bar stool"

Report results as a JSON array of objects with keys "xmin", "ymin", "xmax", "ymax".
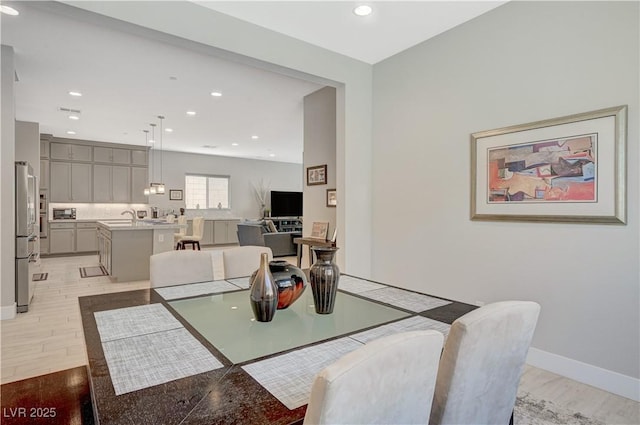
[
  {"xmin": 177, "ymin": 217, "xmax": 204, "ymax": 250},
  {"xmin": 174, "ymin": 216, "xmax": 187, "ymax": 249}
]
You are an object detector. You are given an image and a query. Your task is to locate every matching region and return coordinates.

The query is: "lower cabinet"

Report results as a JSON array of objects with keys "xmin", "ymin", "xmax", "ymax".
[
  {"xmin": 48, "ymin": 222, "xmax": 98, "ymax": 254},
  {"xmin": 214, "ymin": 220, "xmax": 240, "ymax": 244},
  {"xmin": 97, "ymin": 227, "xmax": 112, "ymax": 274},
  {"xmin": 185, "ymin": 219, "xmax": 240, "ymax": 246},
  {"xmin": 49, "ymin": 223, "xmax": 75, "ymax": 254},
  {"xmin": 76, "ymin": 223, "xmax": 98, "ymax": 252}
]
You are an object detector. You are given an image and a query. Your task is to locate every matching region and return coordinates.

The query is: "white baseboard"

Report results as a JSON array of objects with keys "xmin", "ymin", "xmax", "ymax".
[
  {"xmin": 527, "ymin": 347, "xmax": 640, "ymax": 402},
  {"xmin": 0, "ymin": 303, "xmax": 16, "ymax": 320}
]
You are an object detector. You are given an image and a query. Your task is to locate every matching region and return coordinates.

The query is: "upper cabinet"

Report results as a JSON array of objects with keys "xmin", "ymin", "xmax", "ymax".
[
  {"xmin": 94, "ymin": 147, "xmax": 131, "ymax": 165},
  {"xmin": 40, "ymin": 140, "xmax": 50, "ymax": 159},
  {"xmin": 50, "ymin": 142, "xmax": 92, "ymax": 162},
  {"xmin": 131, "ymin": 150, "xmax": 147, "ymax": 166},
  {"xmin": 48, "ymin": 138, "xmax": 148, "ymax": 203}
]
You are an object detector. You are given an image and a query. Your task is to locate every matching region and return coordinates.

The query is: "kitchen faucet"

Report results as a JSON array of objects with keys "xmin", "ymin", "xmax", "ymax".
[{"xmin": 120, "ymin": 209, "xmax": 137, "ymax": 223}]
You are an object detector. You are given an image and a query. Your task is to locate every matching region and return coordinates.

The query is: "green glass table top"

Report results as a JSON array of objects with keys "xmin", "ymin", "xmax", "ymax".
[{"xmin": 168, "ymin": 288, "xmax": 410, "ymax": 364}]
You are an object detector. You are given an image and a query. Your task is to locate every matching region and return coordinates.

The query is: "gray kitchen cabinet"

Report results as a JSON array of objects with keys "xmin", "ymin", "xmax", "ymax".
[
  {"xmin": 97, "ymin": 227, "xmax": 112, "ymax": 274},
  {"xmin": 50, "ymin": 142, "xmax": 92, "ymax": 161},
  {"xmin": 202, "ymin": 220, "xmax": 215, "ymax": 245},
  {"xmin": 49, "ymin": 223, "xmax": 75, "ymax": 253},
  {"xmin": 50, "ymin": 162, "xmax": 92, "ymax": 202},
  {"xmin": 214, "ymin": 220, "xmax": 240, "ymax": 244},
  {"xmin": 131, "ymin": 150, "xmax": 148, "ymax": 166},
  {"xmin": 93, "ymin": 165, "xmax": 130, "ymax": 203},
  {"xmin": 40, "ymin": 140, "xmax": 49, "ymax": 159},
  {"xmin": 94, "ymin": 147, "xmax": 130, "ymax": 164},
  {"xmin": 40, "ymin": 159, "xmax": 49, "ymax": 190},
  {"xmin": 131, "ymin": 167, "xmax": 148, "ymax": 203},
  {"xmin": 76, "ymin": 223, "xmax": 98, "ymax": 252}
]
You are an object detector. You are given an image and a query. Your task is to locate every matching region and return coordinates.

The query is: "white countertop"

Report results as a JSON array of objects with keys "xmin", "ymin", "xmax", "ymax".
[{"xmin": 97, "ymin": 220, "xmax": 186, "ymax": 231}]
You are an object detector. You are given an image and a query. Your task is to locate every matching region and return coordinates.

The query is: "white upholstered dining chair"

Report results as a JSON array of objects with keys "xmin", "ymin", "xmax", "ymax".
[
  {"xmin": 429, "ymin": 301, "xmax": 541, "ymax": 425},
  {"xmin": 149, "ymin": 250, "xmax": 214, "ymax": 288},
  {"xmin": 222, "ymin": 245, "xmax": 272, "ymax": 279},
  {"xmin": 303, "ymin": 330, "xmax": 444, "ymax": 425}
]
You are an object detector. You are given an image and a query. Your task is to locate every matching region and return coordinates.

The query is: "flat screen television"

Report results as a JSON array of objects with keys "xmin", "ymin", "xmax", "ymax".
[{"xmin": 270, "ymin": 191, "xmax": 302, "ymax": 217}]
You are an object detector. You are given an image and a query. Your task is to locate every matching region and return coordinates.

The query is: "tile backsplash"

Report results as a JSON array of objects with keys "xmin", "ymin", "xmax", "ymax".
[{"xmin": 48, "ymin": 203, "xmax": 243, "ymax": 220}]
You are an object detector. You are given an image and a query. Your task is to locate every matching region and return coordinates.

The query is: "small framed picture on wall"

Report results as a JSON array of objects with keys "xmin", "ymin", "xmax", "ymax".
[
  {"xmin": 307, "ymin": 164, "xmax": 327, "ymax": 186},
  {"xmin": 326, "ymin": 189, "xmax": 337, "ymax": 207},
  {"xmin": 169, "ymin": 189, "xmax": 183, "ymax": 201}
]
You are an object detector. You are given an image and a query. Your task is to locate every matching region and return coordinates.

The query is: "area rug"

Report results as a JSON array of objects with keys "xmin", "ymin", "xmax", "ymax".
[
  {"xmin": 32, "ymin": 273, "xmax": 48, "ymax": 281},
  {"xmin": 515, "ymin": 393, "xmax": 605, "ymax": 425},
  {"xmin": 79, "ymin": 266, "xmax": 108, "ymax": 278}
]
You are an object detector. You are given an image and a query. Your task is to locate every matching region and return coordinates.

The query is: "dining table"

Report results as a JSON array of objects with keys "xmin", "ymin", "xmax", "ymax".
[{"xmin": 79, "ymin": 273, "xmax": 477, "ymax": 424}]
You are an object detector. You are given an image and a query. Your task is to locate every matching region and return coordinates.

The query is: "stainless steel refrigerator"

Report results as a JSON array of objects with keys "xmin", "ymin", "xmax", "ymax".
[{"xmin": 15, "ymin": 161, "xmax": 38, "ymax": 313}]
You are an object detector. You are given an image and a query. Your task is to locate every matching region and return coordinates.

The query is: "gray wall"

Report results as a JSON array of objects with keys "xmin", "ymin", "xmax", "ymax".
[
  {"xmin": 372, "ymin": 0, "xmax": 639, "ymax": 395},
  {"xmin": 1, "ymin": 45, "xmax": 16, "ymax": 318},
  {"xmin": 147, "ymin": 150, "xmax": 302, "ymax": 220},
  {"xmin": 303, "ymin": 87, "xmax": 337, "ymax": 237}
]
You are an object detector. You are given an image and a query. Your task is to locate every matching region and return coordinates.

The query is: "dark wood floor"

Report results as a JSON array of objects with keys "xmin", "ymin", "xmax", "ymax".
[{"xmin": 1, "ymin": 366, "xmax": 93, "ymax": 425}]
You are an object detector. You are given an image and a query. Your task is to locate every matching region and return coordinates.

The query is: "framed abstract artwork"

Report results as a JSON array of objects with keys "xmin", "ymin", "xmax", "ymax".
[{"xmin": 470, "ymin": 105, "xmax": 627, "ymax": 224}]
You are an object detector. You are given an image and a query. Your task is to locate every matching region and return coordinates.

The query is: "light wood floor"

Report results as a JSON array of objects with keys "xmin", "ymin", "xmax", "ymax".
[{"xmin": 1, "ymin": 254, "xmax": 638, "ymax": 424}]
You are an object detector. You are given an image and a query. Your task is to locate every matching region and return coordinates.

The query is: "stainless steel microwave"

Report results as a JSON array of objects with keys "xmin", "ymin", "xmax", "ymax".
[{"xmin": 52, "ymin": 208, "xmax": 76, "ymax": 220}]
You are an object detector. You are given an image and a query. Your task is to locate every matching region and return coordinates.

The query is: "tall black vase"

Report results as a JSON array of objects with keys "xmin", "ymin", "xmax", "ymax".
[
  {"xmin": 249, "ymin": 253, "xmax": 278, "ymax": 322},
  {"xmin": 309, "ymin": 247, "xmax": 340, "ymax": 314}
]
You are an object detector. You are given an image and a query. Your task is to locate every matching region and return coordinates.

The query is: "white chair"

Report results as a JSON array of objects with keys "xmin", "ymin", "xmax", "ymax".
[
  {"xmin": 177, "ymin": 216, "xmax": 204, "ymax": 250},
  {"xmin": 303, "ymin": 330, "xmax": 444, "ymax": 425},
  {"xmin": 149, "ymin": 250, "xmax": 214, "ymax": 288},
  {"xmin": 430, "ymin": 301, "xmax": 541, "ymax": 425},
  {"xmin": 222, "ymin": 245, "xmax": 273, "ymax": 279},
  {"xmin": 174, "ymin": 215, "xmax": 187, "ymax": 249}
]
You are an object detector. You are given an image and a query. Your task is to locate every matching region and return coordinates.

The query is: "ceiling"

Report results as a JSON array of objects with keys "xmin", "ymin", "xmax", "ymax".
[{"xmin": 1, "ymin": 1, "xmax": 505, "ymax": 164}]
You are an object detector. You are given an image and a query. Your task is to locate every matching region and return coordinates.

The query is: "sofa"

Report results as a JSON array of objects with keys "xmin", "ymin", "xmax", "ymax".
[{"xmin": 236, "ymin": 221, "xmax": 298, "ymax": 257}]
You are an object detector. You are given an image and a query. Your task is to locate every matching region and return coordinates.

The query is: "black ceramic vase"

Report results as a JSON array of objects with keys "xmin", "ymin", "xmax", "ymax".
[
  {"xmin": 309, "ymin": 247, "xmax": 340, "ymax": 314},
  {"xmin": 249, "ymin": 253, "xmax": 278, "ymax": 322},
  {"xmin": 267, "ymin": 260, "xmax": 307, "ymax": 309}
]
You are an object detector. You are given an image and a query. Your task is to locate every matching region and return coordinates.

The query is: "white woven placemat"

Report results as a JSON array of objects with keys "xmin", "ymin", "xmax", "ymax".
[
  {"xmin": 102, "ymin": 328, "xmax": 223, "ymax": 395},
  {"xmin": 358, "ymin": 287, "xmax": 452, "ymax": 312},
  {"xmin": 338, "ymin": 275, "xmax": 388, "ymax": 294},
  {"xmin": 242, "ymin": 337, "xmax": 362, "ymax": 410},
  {"xmin": 94, "ymin": 303, "xmax": 183, "ymax": 342},
  {"xmin": 350, "ymin": 316, "xmax": 451, "ymax": 344},
  {"xmin": 154, "ymin": 280, "xmax": 241, "ymax": 300},
  {"xmin": 225, "ymin": 276, "xmax": 251, "ymax": 289}
]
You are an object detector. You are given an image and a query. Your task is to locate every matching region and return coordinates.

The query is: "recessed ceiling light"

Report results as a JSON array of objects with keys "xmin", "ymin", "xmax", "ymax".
[
  {"xmin": 68, "ymin": 91, "xmax": 82, "ymax": 97},
  {"xmin": 68, "ymin": 115, "xmax": 79, "ymax": 120},
  {"xmin": 0, "ymin": 5, "xmax": 19, "ymax": 16},
  {"xmin": 251, "ymin": 135, "xmax": 259, "ymax": 140},
  {"xmin": 165, "ymin": 128, "xmax": 173, "ymax": 133},
  {"xmin": 231, "ymin": 143, "xmax": 239, "ymax": 146},
  {"xmin": 353, "ymin": 5, "xmax": 372, "ymax": 16},
  {"xmin": 66, "ymin": 130, "xmax": 76, "ymax": 135},
  {"xmin": 149, "ymin": 138, "xmax": 155, "ymax": 144},
  {"xmin": 269, "ymin": 153, "xmax": 276, "ymax": 157},
  {"xmin": 186, "ymin": 111, "xmax": 196, "ymax": 116},
  {"xmin": 210, "ymin": 91, "xmax": 222, "ymax": 97}
]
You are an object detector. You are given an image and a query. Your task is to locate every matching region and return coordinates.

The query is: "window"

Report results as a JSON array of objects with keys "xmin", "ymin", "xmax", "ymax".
[{"xmin": 185, "ymin": 174, "xmax": 230, "ymax": 209}]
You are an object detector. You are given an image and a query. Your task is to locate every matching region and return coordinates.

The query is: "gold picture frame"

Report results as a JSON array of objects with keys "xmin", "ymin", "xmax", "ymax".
[{"xmin": 470, "ymin": 105, "xmax": 627, "ymax": 224}]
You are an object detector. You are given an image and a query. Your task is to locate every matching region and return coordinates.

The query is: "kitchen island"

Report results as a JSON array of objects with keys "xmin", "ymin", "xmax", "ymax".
[{"xmin": 97, "ymin": 220, "xmax": 185, "ymax": 282}]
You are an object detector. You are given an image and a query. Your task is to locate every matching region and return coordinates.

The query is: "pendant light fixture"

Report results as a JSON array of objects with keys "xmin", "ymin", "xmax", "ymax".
[
  {"xmin": 149, "ymin": 123, "xmax": 157, "ymax": 194},
  {"xmin": 143, "ymin": 129, "xmax": 151, "ymax": 196},
  {"xmin": 156, "ymin": 115, "xmax": 166, "ymax": 194}
]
